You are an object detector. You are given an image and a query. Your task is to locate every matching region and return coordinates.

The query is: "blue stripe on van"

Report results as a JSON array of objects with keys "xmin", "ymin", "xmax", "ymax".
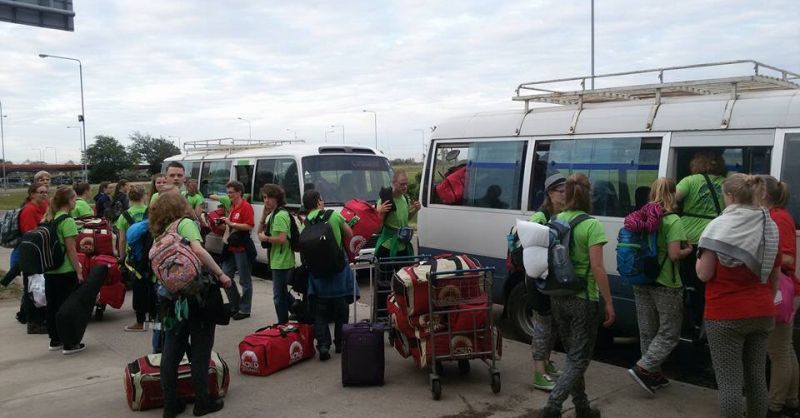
[
  {"xmin": 551, "ymin": 162, "xmax": 659, "ymax": 170},
  {"xmin": 467, "ymin": 161, "xmax": 520, "ymax": 169}
]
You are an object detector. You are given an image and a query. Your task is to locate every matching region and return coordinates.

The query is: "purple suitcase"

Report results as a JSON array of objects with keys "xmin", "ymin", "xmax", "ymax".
[{"xmin": 341, "ymin": 256, "xmax": 385, "ymax": 386}]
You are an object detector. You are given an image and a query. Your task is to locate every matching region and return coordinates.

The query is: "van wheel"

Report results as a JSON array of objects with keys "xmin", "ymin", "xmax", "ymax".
[{"xmin": 506, "ymin": 282, "xmax": 533, "ymax": 343}]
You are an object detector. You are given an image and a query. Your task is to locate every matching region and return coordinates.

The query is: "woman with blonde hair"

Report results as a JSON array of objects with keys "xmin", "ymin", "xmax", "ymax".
[
  {"xmin": 539, "ymin": 173, "xmax": 615, "ymax": 418},
  {"xmin": 760, "ymin": 175, "xmax": 799, "ymax": 418},
  {"xmin": 697, "ymin": 173, "xmax": 780, "ymax": 418},
  {"xmin": 149, "ymin": 192, "xmax": 232, "ymax": 417},
  {"xmin": 627, "ymin": 177, "xmax": 692, "ymax": 394}
]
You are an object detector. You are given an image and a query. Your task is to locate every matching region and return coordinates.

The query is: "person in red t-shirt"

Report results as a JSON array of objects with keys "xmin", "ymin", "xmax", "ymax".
[
  {"xmin": 697, "ymin": 174, "xmax": 781, "ymax": 418},
  {"xmin": 221, "ymin": 180, "xmax": 255, "ymax": 320},
  {"xmin": 18, "ymin": 183, "xmax": 50, "ymax": 333},
  {"xmin": 760, "ymin": 175, "xmax": 800, "ymax": 417}
]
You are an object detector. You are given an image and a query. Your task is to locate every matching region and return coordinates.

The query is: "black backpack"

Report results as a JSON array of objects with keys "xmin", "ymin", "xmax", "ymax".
[
  {"xmin": 536, "ymin": 214, "xmax": 592, "ymax": 296},
  {"xmin": 299, "ymin": 209, "xmax": 345, "ymax": 277},
  {"xmin": 263, "ymin": 207, "xmax": 301, "ymax": 252},
  {"xmin": 17, "ymin": 214, "xmax": 70, "ymax": 274}
]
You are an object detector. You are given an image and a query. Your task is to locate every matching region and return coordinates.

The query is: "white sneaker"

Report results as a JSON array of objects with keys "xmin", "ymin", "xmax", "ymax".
[{"xmin": 62, "ymin": 343, "xmax": 86, "ymax": 355}]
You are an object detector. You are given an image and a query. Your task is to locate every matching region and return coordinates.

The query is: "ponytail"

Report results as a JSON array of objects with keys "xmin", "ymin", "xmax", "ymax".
[
  {"xmin": 760, "ymin": 175, "xmax": 791, "ymax": 208},
  {"xmin": 563, "ymin": 173, "xmax": 592, "ymax": 213},
  {"xmin": 47, "ymin": 187, "xmax": 76, "ymax": 220},
  {"xmin": 723, "ymin": 173, "xmax": 763, "ymax": 206}
]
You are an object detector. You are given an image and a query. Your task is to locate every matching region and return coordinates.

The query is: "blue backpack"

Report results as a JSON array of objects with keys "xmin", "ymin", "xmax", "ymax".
[
  {"xmin": 616, "ymin": 227, "xmax": 667, "ymax": 285},
  {"xmin": 123, "ymin": 210, "xmax": 152, "ymax": 281}
]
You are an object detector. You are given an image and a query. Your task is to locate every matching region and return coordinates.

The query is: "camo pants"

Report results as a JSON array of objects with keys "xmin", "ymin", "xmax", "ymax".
[
  {"xmin": 546, "ymin": 296, "xmax": 601, "ymax": 410},
  {"xmin": 633, "ymin": 285, "xmax": 683, "ymax": 372},
  {"xmin": 530, "ymin": 311, "xmax": 556, "ymax": 361}
]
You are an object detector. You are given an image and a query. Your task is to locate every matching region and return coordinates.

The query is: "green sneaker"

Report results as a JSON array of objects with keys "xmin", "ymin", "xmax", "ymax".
[
  {"xmin": 545, "ymin": 361, "xmax": 562, "ymax": 377},
  {"xmin": 533, "ymin": 372, "xmax": 556, "ymax": 391}
]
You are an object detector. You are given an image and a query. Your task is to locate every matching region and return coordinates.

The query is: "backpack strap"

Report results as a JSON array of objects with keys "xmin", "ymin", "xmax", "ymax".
[
  {"xmin": 122, "ymin": 210, "xmax": 135, "ymax": 226},
  {"xmin": 320, "ymin": 209, "xmax": 334, "ymax": 223},
  {"xmin": 701, "ymin": 174, "xmax": 722, "ymax": 216},
  {"xmin": 53, "ymin": 213, "xmax": 70, "ymax": 227},
  {"xmin": 566, "ymin": 213, "xmax": 593, "ymax": 298}
]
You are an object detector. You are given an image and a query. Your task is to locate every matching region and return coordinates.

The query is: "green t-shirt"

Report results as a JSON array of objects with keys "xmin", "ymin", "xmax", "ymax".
[
  {"xmin": 529, "ymin": 211, "xmax": 548, "ymax": 225},
  {"xmin": 176, "ymin": 218, "xmax": 202, "ymax": 242},
  {"xmin": 647, "ymin": 213, "xmax": 687, "ymax": 288},
  {"xmin": 266, "ymin": 209, "xmax": 295, "ymax": 270},
  {"xmin": 70, "ymin": 198, "xmax": 93, "ymax": 219},
  {"xmin": 307, "ymin": 209, "xmax": 346, "ymax": 249},
  {"xmin": 149, "ymin": 192, "xmax": 160, "ymax": 207},
  {"xmin": 378, "ymin": 195, "xmax": 409, "ymax": 251},
  {"xmin": 183, "ymin": 191, "xmax": 205, "ymax": 209},
  {"xmin": 115, "ymin": 204, "xmax": 147, "ymax": 233},
  {"xmin": 47, "ymin": 211, "xmax": 79, "ymax": 274},
  {"xmin": 676, "ymin": 174, "xmax": 725, "ymax": 244},
  {"xmin": 555, "ymin": 210, "xmax": 608, "ymax": 302},
  {"xmin": 217, "ymin": 195, "xmax": 232, "ymax": 214}
]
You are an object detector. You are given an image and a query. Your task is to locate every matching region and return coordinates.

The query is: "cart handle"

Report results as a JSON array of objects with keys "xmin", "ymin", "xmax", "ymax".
[{"xmin": 429, "ymin": 267, "xmax": 495, "ymax": 277}]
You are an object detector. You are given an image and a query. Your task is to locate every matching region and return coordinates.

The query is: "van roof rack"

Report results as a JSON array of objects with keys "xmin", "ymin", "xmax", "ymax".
[
  {"xmin": 182, "ymin": 138, "xmax": 306, "ymax": 155},
  {"xmin": 513, "ymin": 60, "xmax": 800, "ymax": 111}
]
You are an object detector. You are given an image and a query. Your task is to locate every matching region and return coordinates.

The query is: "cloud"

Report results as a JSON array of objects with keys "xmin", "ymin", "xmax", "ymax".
[{"xmin": 0, "ymin": 0, "xmax": 797, "ymax": 163}]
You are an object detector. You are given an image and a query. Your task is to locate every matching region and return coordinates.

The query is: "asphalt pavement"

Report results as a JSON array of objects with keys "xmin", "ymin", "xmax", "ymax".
[{"xmin": 0, "ymin": 247, "xmax": 720, "ymax": 418}]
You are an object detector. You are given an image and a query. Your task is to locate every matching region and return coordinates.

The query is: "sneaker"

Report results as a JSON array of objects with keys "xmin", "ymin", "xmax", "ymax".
[
  {"xmin": 319, "ymin": 348, "xmax": 331, "ymax": 361},
  {"xmin": 545, "ymin": 360, "xmax": 562, "ymax": 377},
  {"xmin": 232, "ymin": 312, "xmax": 250, "ymax": 320},
  {"xmin": 193, "ymin": 398, "xmax": 224, "ymax": 416},
  {"xmin": 538, "ymin": 406, "xmax": 562, "ymax": 418},
  {"xmin": 163, "ymin": 400, "xmax": 186, "ymax": 418},
  {"xmin": 62, "ymin": 343, "xmax": 86, "ymax": 355},
  {"xmin": 533, "ymin": 372, "xmax": 556, "ymax": 391},
  {"xmin": 652, "ymin": 373, "xmax": 670, "ymax": 389},
  {"xmin": 575, "ymin": 406, "xmax": 601, "ymax": 418},
  {"xmin": 16, "ymin": 311, "xmax": 27, "ymax": 324},
  {"xmin": 124, "ymin": 323, "xmax": 147, "ymax": 332},
  {"xmin": 27, "ymin": 323, "xmax": 48, "ymax": 334},
  {"xmin": 48, "ymin": 340, "xmax": 63, "ymax": 351},
  {"xmin": 334, "ymin": 345, "xmax": 342, "ymax": 354},
  {"xmin": 627, "ymin": 365, "xmax": 657, "ymax": 395}
]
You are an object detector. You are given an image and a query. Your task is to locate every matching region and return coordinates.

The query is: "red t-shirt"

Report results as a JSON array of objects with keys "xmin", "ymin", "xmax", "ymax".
[
  {"xmin": 227, "ymin": 199, "xmax": 254, "ymax": 253},
  {"xmin": 703, "ymin": 251, "xmax": 780, "ymax": 321},
  {"xmin": 770, "ymin": 208, "xmax": 797, "ymax": 274},
  {"xmin": 19, "ymin": 201, "xmax": 47, "ymax": 233}
]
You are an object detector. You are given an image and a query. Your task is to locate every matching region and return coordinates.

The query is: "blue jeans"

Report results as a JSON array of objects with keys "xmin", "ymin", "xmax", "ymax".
[
  {"xmin": 271, "ymin": 268, "xmax": 296, "ymax": 324},
  {"xmin": 222, "ymin": 251, "xmax": 252, "ymax": 314}
]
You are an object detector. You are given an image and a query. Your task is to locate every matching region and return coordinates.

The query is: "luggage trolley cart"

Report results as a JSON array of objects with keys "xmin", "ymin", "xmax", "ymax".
[
  {"xmin": 427, "ymin": 262, "xmax": 500, "ymax": 400},
  {"xmin": 373, "ymin": 255, "xmax": 431, "ymax": 330}
]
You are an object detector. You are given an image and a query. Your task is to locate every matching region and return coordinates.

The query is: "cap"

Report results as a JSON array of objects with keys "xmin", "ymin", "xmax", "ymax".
[{"xmin": 544, "ymin": 173, "xmax": 566, "ymax": 191}]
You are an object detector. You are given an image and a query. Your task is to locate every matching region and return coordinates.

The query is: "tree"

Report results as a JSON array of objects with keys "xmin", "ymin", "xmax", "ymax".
[
  {"xmin": 128, "ymin": 131, "xmax": 181, "ymax": 175},
  {"xmin": 85, "ymin": 135, "xmax": 132, "ymax": 182}
]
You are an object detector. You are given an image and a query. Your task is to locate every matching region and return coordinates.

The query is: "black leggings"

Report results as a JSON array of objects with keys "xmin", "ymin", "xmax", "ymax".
[
  {"xmin": 131, "ymin": 277, "xmax": 156, "ymax": 324},
  {"xmin": 680, "ymin": 245, "xmax": 705, "ymax": 333},
  {"xmin": 44, "ymin": 272, "xmax": 78, "ymax": 343}
]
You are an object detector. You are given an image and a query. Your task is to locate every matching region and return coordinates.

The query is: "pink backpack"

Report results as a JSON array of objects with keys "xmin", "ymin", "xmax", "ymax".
[{"xmin": 149, "ymin": 218, "xmax": 203, "ymax": 295}]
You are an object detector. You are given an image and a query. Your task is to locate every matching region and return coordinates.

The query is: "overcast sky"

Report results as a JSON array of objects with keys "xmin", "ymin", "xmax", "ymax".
[{"xmin": 0, "ymin": 0, "xmax": 798, "ymax": 163}]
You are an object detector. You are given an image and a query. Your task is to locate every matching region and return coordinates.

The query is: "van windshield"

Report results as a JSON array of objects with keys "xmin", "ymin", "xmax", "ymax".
[{"xmin": 301, "ymin": 155, "xmax": 392, "ymax": 206}]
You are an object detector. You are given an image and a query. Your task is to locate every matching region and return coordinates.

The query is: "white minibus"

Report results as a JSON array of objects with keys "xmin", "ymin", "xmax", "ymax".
[
  {"xmin": 163, "ymin": 139, "xmax": 393, "ymax": 263},
  {"xmin": 417, "ymin": 60, "xmax": 800, "ymax": 342}
]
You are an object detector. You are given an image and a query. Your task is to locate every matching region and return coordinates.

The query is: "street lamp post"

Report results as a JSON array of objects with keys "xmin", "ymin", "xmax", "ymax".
[
  {"xmin": 67, "ymin": 126, "xmax": 81, "ymax": 172},
  {"xmin": 330, "ymin": 125, "xmax": 345, "ymax": 144},
  {"xmin": 362, "ymin": 109, "xmax": 378, "ymax": 149},
  {"xmin": 237, "ymin": 117, "xmax": 252, "ymax": 139},
  {"xmin": 0, "ymin": 99, "xmax": 6, "ymax": 188},
  {"xmin": 168, "ymin": 135, "xmax": 181, "ymax": 150},
  {"xmin": 45, "ymin": 146, "xmax": 57, "ymax": 163},
  {"xmin": 39, "ymin": 53, "xmax": 87, "ymax": 182}
]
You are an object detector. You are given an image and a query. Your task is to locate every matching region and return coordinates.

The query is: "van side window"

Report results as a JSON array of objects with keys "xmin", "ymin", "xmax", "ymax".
[
  {"xmin": 674, "ymin": 147, "xmax": 771, "ymax": 180},
  {"xmin": 431, "ymin": 141, "xmax": 526, "ymax": 210},
  {"xmin": 253, "ymin": 158, "xmax": 301, "ymax": 204},
  {"xmin": 199, "ymin": 160, "xmax": 232, "ymax": 196},
  {"xmin": 530, "ymin": 137, "xmax": 661, "ymax": 217},
  {"xmin": 781, "ymin": 133, "xmax": 800, "ymax": 228}
]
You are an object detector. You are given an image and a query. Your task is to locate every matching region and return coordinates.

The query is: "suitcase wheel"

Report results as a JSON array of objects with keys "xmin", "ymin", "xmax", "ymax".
[
  {"xmin": 491, "ymin": 372, "xmax": 501, "ymax": 394},
  {"xmin": 431, "ymin": 378, "xmax": 441, "ymax": 401}
]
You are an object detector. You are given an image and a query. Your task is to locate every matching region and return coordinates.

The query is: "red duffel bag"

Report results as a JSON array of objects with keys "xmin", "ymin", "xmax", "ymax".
[
  {"xmin": 90, "ymin": 254, "xmax": 122, "ymax": 285},
  {"xmin": 239, "ymin": 323, "xmax": 315, "ymax": 376},
  {"xmin": 97, "ymin": 280, "xmax": 125, "ymax": 309},
  {"xmin": 76, "ymin": 218, "xmax": 114, "ymax": 256},
  {"xmin": 124, "ymin": 351, "xmax": 230, "ymax": 411},
  {"xmin": 203, "ymin": 208, "xmax": 226, "ymax": 236},
  {"xmin": 340, "ymin": 199, "xmax": 382, "ymax": 262}
]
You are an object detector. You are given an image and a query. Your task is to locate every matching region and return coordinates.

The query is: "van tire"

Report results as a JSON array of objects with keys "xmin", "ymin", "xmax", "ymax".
[{"xmin": 506, "ymin": 281, "xmax": 533, "ymax": 343}]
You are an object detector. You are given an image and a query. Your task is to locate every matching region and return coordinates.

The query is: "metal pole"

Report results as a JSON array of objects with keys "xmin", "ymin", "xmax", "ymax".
[
  {"xmin": 591, "ymin": 0, "xmax": 595, "ymax": 89},
  {"xmin": 0, "ymin": 99, "xmax": 5, "ymax": 189},
  {"xmin": 78, "ymin": 60, "xmax": 87, "ymax": 182}
]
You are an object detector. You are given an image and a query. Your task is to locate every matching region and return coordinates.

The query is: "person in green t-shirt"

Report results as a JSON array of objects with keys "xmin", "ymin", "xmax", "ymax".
[
  {"xmin": 209, "ymin": 194, "xmax": 232, "ymax": 215},
  {"xmin": 375, "ymin": 169, "xmax": 420, "ymax": 258},
  {"xmin": 147, "ymin": 191, "xmax": 231, "ymax": 416},
  {"xmin": 300, "ymin": 189, "xmax": 354, "ymax": 361},
  {"xmin": 527, "ymin": 172, "xmax": 567, "ymax": 392},
  {"xmin": 257, "ymin": 184, "xmax": 298, "ymax": 325},
  {"xmin": 43, "ymin": 187, "xmax": 85, "ymax": 354},
  {"xmin": 182, "ymin": 178, "xmax": 205, "ymax": 218},
  {"xmin": 70, "ymin": 182, "xmax": 94, "ymax": 219},
  {"xmin": 539, "ymin": 174, "xmax": 614, "ymax": 418},
  {"xmin": 149, "ymin": 173, "xmax": 168, "ymax": 207},
  {"xmin": 675, "ymin": 150, "xmax": 726, "ymax": 345},
  {"xmin": 115, "ymin": 185, "xmax": 151, "ymax": 332},
  {"xmin": 628, "ymin": 178, "xmax": 693, "ymax": 395}
]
